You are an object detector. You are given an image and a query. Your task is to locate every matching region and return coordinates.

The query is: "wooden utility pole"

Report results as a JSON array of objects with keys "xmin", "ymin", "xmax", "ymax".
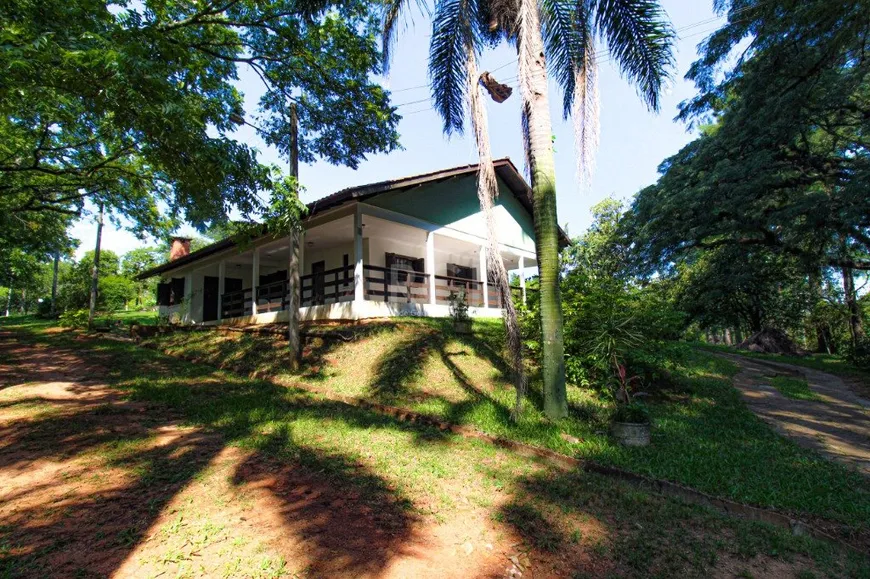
[
  {"xmin": 87, "ymin": 204, "xmax": 104, "ymax": 331},
  {"xmin": 50, "ymin": 251, "xmax": 59, "ymax": 317},
  {"xmin": 287, "ymin": 104, "xmax": 301, "ymax": 367}
]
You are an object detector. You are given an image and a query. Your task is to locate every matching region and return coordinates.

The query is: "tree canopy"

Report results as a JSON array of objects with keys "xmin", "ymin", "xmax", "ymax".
[
  {"xmin": 628, "ymin": 0, "xmax": 870, "ymax": 273},
  {"xmin": 1, "ymin": 0, "xmax": 400, "ymax": 254}
]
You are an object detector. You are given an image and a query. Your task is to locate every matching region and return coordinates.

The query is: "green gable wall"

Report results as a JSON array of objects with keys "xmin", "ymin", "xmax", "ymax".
[{"xmin": 366, "ymin": 174, "xmax": 536, "ymax": 252}]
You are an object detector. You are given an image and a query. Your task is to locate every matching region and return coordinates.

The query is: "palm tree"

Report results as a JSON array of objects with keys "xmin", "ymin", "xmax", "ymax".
[
  {"xmin": 385, "ymin": 0, "xmax": 529, "ymax": 415},
  {"xmin": 385, "ymin": 0, "xmax": 674, "ymax": 419}
]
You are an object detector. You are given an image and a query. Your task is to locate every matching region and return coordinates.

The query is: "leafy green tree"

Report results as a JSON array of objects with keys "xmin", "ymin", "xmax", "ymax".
[
  {"xmin": 672, "ymin": 247, "xmax": 813, "ymax": 336},
  {"xmin": 122, "ymin": 247, "xmax": 163, "ymax": 308},
  {"xmin": 0, "ymin": 250, "xmax": 54, "ymax": 315},
  {"xmin": 561, "ymin": 200, "xmax": 684, "ymax": 394},
  {"xmin": 1, "ymin": 0, "xmax": 400, "ymax": 250},
  {"xmin": 630, "ymin": 0, "xmax": 870, "ymax": 273},
  {"xmin": 59, "ymin": 250, "xmax": 123, "ymax": 311}
]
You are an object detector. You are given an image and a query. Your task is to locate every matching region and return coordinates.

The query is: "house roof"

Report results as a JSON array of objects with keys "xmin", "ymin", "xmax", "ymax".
[{"xmin": 137, "ymin": 157, "xmax": 569, "ymax": 280}]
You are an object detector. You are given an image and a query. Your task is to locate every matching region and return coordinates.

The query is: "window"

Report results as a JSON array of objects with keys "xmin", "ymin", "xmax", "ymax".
[
  {"xmin": 386, "ymin": 253, "xmax": 424, "ymax": 283},
  {"xmin": 169, "ymin": 277, "xmax": 186, "ymax": 305}
]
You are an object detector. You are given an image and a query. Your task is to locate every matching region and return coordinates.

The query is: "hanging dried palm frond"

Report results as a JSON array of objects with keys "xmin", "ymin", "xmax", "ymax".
[{"xmin": 478, "ymin": 72, "xmax": 513, "ymax": 103}]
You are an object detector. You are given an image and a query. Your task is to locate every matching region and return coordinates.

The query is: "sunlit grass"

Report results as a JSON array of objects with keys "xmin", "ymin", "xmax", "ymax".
[{"xmin": 132, "ymin": 320, "xmax": 870, "ymax": 530}]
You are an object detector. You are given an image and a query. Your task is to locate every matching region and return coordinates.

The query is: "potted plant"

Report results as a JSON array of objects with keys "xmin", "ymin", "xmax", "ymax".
[
  {"xmin": 610, "ymin": 363, "xmax": 651, "ymax": 446},
  {"xmin": 448, "ymin": 289, "xmax": 471, "ymax": 334}
]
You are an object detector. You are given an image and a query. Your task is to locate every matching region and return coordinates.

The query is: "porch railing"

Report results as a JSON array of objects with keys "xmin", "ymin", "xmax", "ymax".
[
  {"xmin": 221, "ymin": 288, "xmax": 252, "ymax": 319},
  {"xmin": 301, "ymin": 264, "xmax": 354, "ymax": 307},
  {"xmin": 364, "ymin": 265, "xmax": 429, "ymax": 304},
  {"xmin": 433, "ymin": 274, "xmax": 484, "ymax": 307},
  {"xmin": 219, "ymin": 269, "xmax": 535, "ymax": 319},
  {"xmin": 256, "ymin": 279, "xmax": 289, "ymax": 313}
]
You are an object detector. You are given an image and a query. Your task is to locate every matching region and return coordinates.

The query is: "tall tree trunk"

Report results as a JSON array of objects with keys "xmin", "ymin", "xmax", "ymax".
[
  {"xmin": 50, "ymin": 251, "xmax": 59, "ymax": 317},
  {"xmin": 724, "ymin": 328, "xmax": 732, "ymax": 346},
  {"xmin": 465, "ymin": 52, "xmax": 528, "ymax": 418},
  {"xmin": 4, "ymin": 286, "xmax": 10, "ymax": 317},
  {"xmin": 841, "ymin": 264, "xmax": 863, "ymax": 349},
  {"xmin": 19, "ymin": 288, "xmax": 26, "ymax": 314},
  {"xmin": 518, "ymin": 0, "xmax": 567, "ymax": 419},
  {"xmin": 88, "ymin": 204, "xmax": 104, "ymax": 331},
  {"xmin": 287, "ymin": 103, "xmax": 301, "ymax": 367}
]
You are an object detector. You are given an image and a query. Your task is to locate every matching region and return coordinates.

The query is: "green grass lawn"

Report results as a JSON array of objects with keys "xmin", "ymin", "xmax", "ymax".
[
  {"xmin": 0, "ymin": 309, "xmax": 158, "ymax": 330},
  {"xmin": 132, "ymin": 318, "xmax": 870, "ymax": 534},
  {"xmin": 2, "ymin": 318, "xmax": 867, "ymax": 578},
  {"xmin": 769, "ymin": 376, "xmax": 824, "ymax": 401}
]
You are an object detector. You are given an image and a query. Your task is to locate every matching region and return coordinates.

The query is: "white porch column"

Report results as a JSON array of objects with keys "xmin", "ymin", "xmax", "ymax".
[
  {"xmin": 518, "ymin": 255, "xmax": 526, "ymax": 303},
  {"xmin": 426, "ymin": 231, "xmax": 436, "ymax": 305},
  {"xmin": 252, "ymin": 247, "xmax": 260, "ymax": 315},
  {"xmin": 354, "ymin": 208, "xmax": 364, "ymax": 302},
  {"xmin": 217, "ymin": 260, "xmax": 226, "ymax": 320},
  {"xmin": 479, "ymin": 245, "xmax": 488, "ymax": 308}
]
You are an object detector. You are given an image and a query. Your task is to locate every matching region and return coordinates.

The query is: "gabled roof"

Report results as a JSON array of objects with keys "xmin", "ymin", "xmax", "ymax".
[{"xmin": 137, "ymin": 157, "xmax": 569, "ymax": 280}]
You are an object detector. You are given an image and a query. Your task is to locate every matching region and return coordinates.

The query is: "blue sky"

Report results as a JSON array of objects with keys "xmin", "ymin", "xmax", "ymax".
[{"xmin": 70, "ymin": 0, "xmax": 722, "ymax": 257}]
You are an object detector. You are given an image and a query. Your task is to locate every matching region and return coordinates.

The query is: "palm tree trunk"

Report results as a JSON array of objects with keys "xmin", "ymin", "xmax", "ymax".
[
  {"xmin": 88, "ymin": 204, "xmax": 104, "ymax": 331},
  {"xmin": 465, "ymin": 51, "xmax": 528, "ymax": 418},
  {"xmin": 518, "ymin": 0, "xmax": 567, "ymax": 419}
]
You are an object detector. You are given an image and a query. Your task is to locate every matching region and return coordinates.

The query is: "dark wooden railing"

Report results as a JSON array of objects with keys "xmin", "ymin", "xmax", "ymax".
[
  {"xmin": 433, "ymin": 274, "xmax": 484, "ymax": 307},
  {"xmin": 301, "ymin": 264, "xmax": 354, "ymax": 307},
  {"xmin": 256, "ymin": 279, "xmax": 289, "ymax": 313},
  {"xmin": 219, "ymin": 268, "xmax": 537, "ymax": 318},
  {"xmin": 364, "ymin": 265, "xmax": 429, "ymax": 304},
  {"xmin": 221, "ymin": 287, "xmax": 252, "ymax": 319}
]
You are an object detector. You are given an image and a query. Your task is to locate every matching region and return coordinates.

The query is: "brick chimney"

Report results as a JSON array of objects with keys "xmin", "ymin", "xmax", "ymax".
[{"xmin": 169, "ymin": 237, "xmax": 191, "ymax": 261}]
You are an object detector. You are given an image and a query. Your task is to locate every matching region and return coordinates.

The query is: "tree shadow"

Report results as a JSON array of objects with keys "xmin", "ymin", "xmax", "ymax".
[
  {"xmin": 0, "ymin": 399, "xmax": 223, "ymax": 578},
  {"xmin": 367, "ymin": 330, "xmax": 446, "ymax": 403},
  {"xmin": 0, "ymin": 330, "xmax": 444, "ymax": 578},
  {"xmin": 230, "ymin": 425, "xmax": 421, "ymax": 577},
  {"xmin": 300, "ymin": 322, "xmax": 399, "ymax": 382}
]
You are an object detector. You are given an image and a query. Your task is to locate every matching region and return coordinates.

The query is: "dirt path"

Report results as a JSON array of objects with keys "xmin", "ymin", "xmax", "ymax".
[{"xmin": 716, "ymin": 352, "xmax": 870, "ymax": 476}]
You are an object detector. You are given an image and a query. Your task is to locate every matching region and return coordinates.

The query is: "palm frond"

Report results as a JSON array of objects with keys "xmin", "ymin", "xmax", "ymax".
[
  {"xmin": 571, "ymin": 43, "xmax": 600, "ymax": 187},
  {"xmin": 592, "ymin": 0, "xmax": 675, "ymax": 111},
  {"xmin": 539, "ymin": 0, "xmax": 591, "ymax": 117},
  {"xmin": 520, "ymin": 101, "xmax": 532, "ymax": 178},
  {"xmin": 465, "ymin": 51, "xmax": 527, "ymax": 415},
  {"xmin": 429, "ymin": 0, "xmax": 478, "ymax": 135},
  {"xmin": 517, "ymin": 0, "xmax": 543, "ymax": 107},
  {"xmin": 382, "ymin": 0, "xmax": 432, "ymax": 74}
]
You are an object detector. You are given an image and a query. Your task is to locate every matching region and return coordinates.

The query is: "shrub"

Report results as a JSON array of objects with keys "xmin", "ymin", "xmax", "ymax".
[
  {"xmin": 59, "ymin": 309, "xmax": 89, "ymax": 328},
  {"xmin": 612, "ymin": 400, "xmax": 650, "ymax": 424}
]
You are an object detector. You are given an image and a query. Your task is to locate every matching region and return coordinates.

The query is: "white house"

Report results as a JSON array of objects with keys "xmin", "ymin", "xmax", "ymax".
[{"xmin": 138, "ymin": 158, "xmax": 564, "ymax": 325}]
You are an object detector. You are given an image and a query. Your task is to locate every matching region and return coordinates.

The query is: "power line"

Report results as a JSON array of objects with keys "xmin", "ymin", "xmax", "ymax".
[{"xmin": 390, "ymin": 3, "xmax": 765, "ymax": 108}]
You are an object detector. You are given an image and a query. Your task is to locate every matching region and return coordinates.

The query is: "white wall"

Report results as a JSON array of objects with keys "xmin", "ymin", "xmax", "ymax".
[
  {"xmin": 302, "ymin": 242, "xmax": 355, "ymax": 274},
  {"xmin": 366, "ymin": 236, "xmax": 425, "ymax": 267}
]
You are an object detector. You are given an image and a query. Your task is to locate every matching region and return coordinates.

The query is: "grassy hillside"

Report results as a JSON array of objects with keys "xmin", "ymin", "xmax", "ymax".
[{"xmin": 141, "ymin": 318, "xmax": 870, "ymax": 533}]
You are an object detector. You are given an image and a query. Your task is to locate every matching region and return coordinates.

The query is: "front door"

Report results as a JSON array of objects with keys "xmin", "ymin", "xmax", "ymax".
[
  {"xmin": 203, "ymin": 276, "xmax": 219, "ymax": 322},
  {"xmin": 312, "ymin": 261, "xmax": 326, "ymax": 305}
]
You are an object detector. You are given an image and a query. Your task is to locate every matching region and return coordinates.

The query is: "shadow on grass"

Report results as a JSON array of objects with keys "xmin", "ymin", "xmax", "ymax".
[{"xmin": 0, "ymin": 328, "xmax": 440, "ymax": 578}]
